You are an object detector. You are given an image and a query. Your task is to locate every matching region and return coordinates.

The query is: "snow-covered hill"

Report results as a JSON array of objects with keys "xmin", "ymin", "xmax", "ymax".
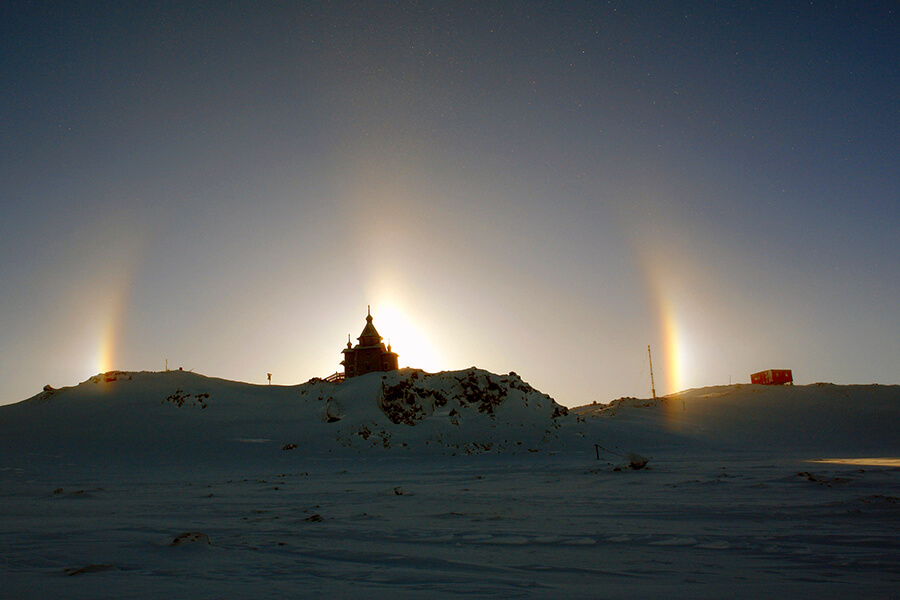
[
  {"xmin": 2, "ymin": 368, "xmax": 898, "ymax": 470},
  {"xmin": 2, "ymin": 370, "xmax": 899, "ymax": 598},
  {"xmin": 573, "ymin": 383, "xmax": 900, "ymax": 455},
  {"xmin": 0, "ymin": 368, "xmax": 572, "ymax": 466}
]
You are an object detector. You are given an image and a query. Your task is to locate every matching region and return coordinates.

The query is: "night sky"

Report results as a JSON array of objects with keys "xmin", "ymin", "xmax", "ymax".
[{"xmin": 2, "ymin": 2, "xmax": 898, "ymax": 407}]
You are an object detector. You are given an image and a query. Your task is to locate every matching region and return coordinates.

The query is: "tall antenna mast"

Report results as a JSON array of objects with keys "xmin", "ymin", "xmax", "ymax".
[{"xmin": 648, "ymin": 345, "xmax": 657, "ymax": 399}]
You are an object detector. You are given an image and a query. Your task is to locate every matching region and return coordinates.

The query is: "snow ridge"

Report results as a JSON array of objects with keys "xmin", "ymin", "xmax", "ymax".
[{"xmin": 0, "ymin": 367, "xmax": 572, "ymax": 462}]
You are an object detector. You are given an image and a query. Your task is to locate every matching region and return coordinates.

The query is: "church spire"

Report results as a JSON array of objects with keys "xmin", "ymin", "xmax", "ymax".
[
  {"xmin": 340, "ymin": 306, "xmax": 399, "ymax": 379},
  {"xmin": 358, "ymin": 306, "xmax": 382, "ymax": 347}
]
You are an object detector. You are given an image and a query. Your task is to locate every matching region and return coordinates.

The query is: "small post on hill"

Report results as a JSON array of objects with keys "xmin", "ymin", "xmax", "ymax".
[{"xmin": 267, "ymin": 373, "xmax": 272, "ymax": 385}]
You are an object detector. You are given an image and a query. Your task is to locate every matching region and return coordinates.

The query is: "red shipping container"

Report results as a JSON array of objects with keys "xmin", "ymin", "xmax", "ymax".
[{"xmin": 750, "ymin": 369, "xmax": 793, "ymax": 385}]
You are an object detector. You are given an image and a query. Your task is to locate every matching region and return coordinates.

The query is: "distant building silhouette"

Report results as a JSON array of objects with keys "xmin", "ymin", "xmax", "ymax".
[
  {"xmin": 341, "ymin": 306, "xmax": 399, "ymax": 378},
  {"xmin": 750, "ymin": 369, "xmax": 793, "ymax": 385}
]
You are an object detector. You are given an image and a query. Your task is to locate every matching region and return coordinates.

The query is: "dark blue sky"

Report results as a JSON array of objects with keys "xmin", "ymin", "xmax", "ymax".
[{"xmin": 2, "ymin": 2, "xmax": 898, "ymax": 405}]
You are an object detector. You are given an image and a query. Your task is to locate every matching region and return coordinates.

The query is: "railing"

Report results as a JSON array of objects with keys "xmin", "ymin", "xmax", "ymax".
[{"xmin": 323, "ymin": 372, "xmax": 345, "ymax": 383}]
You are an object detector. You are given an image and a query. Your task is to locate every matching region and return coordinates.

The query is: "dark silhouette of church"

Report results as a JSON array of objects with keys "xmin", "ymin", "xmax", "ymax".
[{"xmin": 340, "ymin": 306, "xmax": 399, "ymax": 378}]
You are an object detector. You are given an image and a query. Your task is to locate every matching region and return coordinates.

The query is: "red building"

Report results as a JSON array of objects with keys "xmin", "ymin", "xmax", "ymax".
[
  {"xmin": 750, "ymin": 369, "xmax": 793, "ymax": 385},
  {"xmin": 340, "ymin": 307, "xmax": 399, "ymax": 378}
]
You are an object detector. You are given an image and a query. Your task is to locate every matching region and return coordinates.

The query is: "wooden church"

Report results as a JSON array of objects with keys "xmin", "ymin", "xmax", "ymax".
[{"xmin": 340, "ymin": 306, "xmax": 399, "ymax": 378}]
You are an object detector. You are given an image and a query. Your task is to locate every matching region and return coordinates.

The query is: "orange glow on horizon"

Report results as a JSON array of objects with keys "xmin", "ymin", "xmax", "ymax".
[
  {"xmin": 92, "ymin": 275, "xmax": 133, "ymax": 376},
  {"xmin": 95, "ymin": 319, "xmax": 115, "ymax": 374},
  {"xmin": 633, "ymin": 229, "xmax": 698, "ymax": 405},
  {"xmin": 659, "ymin": 297, "xmax": 686, "ymax": 397},
  {"xmin": 366, "ymin": 300, "xmax": 444, "ymax": 374}
]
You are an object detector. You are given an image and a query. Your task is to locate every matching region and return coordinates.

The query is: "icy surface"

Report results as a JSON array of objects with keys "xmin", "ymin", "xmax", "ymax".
[{"xmin": 1, "ymin": 370, "xmax": 898, "ymax": 598}]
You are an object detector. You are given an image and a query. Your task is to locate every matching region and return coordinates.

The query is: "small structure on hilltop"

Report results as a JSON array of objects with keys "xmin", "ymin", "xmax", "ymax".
[
  {"xmin": 340, "ymin": 306, "xmax": 399, "ymax": 379},
  {"xmin": 751, "ymin": 369, "xmax": 793, "ymax": 385}
]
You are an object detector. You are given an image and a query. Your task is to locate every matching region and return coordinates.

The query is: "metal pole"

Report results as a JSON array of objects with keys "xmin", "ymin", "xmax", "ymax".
[{"xmin": 648, "ymin": 345, "xmax": 657, "ymax": 400}]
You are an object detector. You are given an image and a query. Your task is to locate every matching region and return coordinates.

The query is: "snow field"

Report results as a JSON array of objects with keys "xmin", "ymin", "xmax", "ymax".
[
  {"xmin": 1, "ymin": 370, "xmax": 899, "ymax": 597},
  {"xmin": 1, "ymin": 455, "xmax": 898, "ymax": 599}
]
